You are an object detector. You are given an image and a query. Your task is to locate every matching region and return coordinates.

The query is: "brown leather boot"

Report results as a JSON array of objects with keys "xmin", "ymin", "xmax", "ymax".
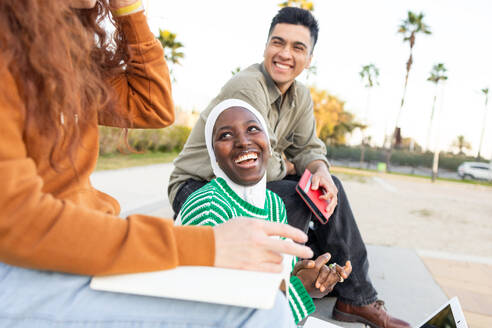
[{"xmin": 332, "ymin": 299, "xmax": 411, "ymax": 328}]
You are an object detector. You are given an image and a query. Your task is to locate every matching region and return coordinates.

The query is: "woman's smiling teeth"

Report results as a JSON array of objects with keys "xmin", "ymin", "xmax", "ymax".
[{"xmin": 234, "ymin": 152, "xmax": 258, "ymax": 164}]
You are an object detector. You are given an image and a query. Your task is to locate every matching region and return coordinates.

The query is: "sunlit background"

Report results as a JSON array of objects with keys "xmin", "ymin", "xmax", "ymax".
[{"xmin": 141, "ymin": 0, "xmax": 491, "ymax": 160}]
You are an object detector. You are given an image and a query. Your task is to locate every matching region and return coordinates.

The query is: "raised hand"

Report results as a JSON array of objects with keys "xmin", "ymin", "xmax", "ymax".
[
  {"xmin": 109, "ymin": 0, "xmax": 140, "ymax": 9},
  {"xmin": 307, "ymin": 160, "xmax": 338, "ymax": 217}
]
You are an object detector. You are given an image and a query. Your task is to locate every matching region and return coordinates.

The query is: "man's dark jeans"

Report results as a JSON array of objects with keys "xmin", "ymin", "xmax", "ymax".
[{"xmin": 172, "ymin": 175, "xmax": 378, "ymax": 306}]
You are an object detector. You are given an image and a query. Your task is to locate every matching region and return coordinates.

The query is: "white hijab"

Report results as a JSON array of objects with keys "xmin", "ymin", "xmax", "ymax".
[
  {"xmin": 205, "ymin": 99, "xmax": 271, "ymax": 208},
  {"xmin": 207, "ymin": 100, "xmax": 294, "ymax": 286}
]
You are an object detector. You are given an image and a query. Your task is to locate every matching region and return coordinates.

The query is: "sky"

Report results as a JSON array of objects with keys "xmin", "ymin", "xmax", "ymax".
[{"xmin": 143, "ymin": 0, "xmax": 492, "ymax": 159}]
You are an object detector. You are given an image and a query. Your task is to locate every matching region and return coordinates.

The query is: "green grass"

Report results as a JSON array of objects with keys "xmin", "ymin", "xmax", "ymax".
[
  {"xmin": 333, "ymin": 172, "xmax": 368, "ymax": 183},
  {"xmin": 95, "ymin": 151, "xmax": 178, "ymax": 171},
  {"xmin": 388, "ymin": 170, "xmax": 492, "ymax": 186}
]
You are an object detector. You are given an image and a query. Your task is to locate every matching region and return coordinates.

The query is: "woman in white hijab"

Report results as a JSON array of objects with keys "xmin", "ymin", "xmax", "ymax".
[
  {"xmin": 175, "ymin": 98, "xmax": 274, "ymax": 225},
  {"xmin": 175, "ymin": 99, "xmax": 351, "ymax": 324}
]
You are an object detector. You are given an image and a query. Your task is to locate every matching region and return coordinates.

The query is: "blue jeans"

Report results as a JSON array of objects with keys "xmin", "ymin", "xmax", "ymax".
[{"xmin": 0, "ymin": 262, "xmax": 296, "ymax": 327}]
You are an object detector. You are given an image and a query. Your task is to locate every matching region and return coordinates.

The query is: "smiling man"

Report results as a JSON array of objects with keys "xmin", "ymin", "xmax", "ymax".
[{"xmin": 169, "ymin": 7, "xmax": 410, "ymax": 328}]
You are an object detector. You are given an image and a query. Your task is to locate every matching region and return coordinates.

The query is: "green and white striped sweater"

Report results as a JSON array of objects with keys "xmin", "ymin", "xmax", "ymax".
[{"xmin": 179, "ymin": 177, "xmax": 315, "ymax": 324}]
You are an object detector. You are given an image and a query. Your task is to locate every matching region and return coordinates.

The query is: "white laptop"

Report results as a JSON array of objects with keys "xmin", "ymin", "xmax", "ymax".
[
  {"xmin": 414, "ymin": 297, "xmax": 468, "ymax": 328},
  {"xmin": 302, "ymin": 317, "xmax": 343, "ymax": 328},
  {"xmin": 91, "ymin": 254, "xmax": 294, "ymax": 310},
  {"xmin": 301, "ymin": 297, "xmax": 468, "ymax": 328},
  {"xmin": 91, "ymin": 266, "xmax": 284, "ymax": 309}
]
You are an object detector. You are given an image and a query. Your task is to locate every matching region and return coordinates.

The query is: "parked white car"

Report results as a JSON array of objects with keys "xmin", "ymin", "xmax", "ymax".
[{"xmin": 457, "ymin": 162, "xmax": 492, "ymax": 180}]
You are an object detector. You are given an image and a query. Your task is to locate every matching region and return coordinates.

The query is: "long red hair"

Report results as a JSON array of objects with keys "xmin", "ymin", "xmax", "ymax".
[{"xmin": 0, "ymin": 0, "xmax": 127, "ymax": 166}]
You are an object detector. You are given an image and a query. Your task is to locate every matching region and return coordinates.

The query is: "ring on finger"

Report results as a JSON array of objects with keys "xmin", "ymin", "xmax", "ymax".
[
  {"xmin": 329, "ymin": 263, "xmax": 344, "ymax": 283},
  {"xmin": 337, "ymin": 273, "xmax": 344, "ymax": 283}
]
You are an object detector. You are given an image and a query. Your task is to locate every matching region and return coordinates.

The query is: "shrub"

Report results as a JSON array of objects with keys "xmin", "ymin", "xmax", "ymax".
[
  {"xmin": 98, "ymin": 126, "xmax": 121, "ymax": 155},
  {"xmin": 390, "ymin": 150, "xmax": 433, "ymax": 167},
  {"xmin": 98, "ymin": 125, "xmax": 192, "ymax": 155},
  {"xmin": 326, "ymin": 145, "xmax": 486, "ymax": 171},
  {"xmin": 158, "ymin": 125, "xmax": 192, "ymax": 152}
]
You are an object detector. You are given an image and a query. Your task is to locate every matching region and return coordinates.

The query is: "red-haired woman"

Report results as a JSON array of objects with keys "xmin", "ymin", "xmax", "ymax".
[{"xmin": 0, "ymin": 0, "xmax": 312, "ymax": 326}]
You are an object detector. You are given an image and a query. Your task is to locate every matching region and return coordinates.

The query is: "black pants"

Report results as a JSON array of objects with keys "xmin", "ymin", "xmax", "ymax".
[{"xmin": 172, "ymin": 175, "xmax": 378, "ymax": 306}]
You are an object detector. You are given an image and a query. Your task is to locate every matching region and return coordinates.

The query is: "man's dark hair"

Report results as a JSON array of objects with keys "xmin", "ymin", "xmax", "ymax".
[{"xmin": 268, "ymin": 7, "xmax": 319, "ymax": 53}]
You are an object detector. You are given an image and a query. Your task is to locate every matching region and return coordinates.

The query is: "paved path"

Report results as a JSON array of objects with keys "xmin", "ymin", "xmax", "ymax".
[
  {"xmin": 91, "ymin": 163, "xmax": 174, "ymax": 217},
  {"xmin": 91, "ymin": 163, "xmax": 491, "ymax": 327}
]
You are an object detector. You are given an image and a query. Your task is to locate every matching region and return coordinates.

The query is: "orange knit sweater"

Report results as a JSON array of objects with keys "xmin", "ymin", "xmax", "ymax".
[{"xmin": 0, "ymin": 11, "xmax": 214, "ymax": 276}]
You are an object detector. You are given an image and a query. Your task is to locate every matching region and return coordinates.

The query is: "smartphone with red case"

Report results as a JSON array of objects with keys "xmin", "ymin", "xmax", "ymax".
[{"xmin": 295, "ymin": 169, "xmax": 330, "ymax": 224}]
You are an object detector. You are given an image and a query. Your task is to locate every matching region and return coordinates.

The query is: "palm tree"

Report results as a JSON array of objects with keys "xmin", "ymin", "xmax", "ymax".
[
  {"xmin": 386, "ymin": 11, "xmax": 431, "ymax": 170},
  {"xmin": 360, "ymin": 64, "xmax": 380, "ymax": 89},
  {"xmin": 157, "ymin": 29, "xmax": 184, "ymax": 81},
  {"xmin": 359, "ymin": 63, "xmax": 380, "ymax": 121},
  {"xmin": 451, "ymin": 135, "xmax": 471, "ymax": 155},
  {"xmin": 305, "ymin": 63, "xmax": 317, "ymax": 82},
  {"xmin": 278, "ymin": 0, "xmax": 314, "ymax": 11},
  {"xmin": 395, "ymin": 11, "xmax": 431, "ymax": 128},
  {"xmin": 231, "ymin": 67, "xmax": 241, "ymax": 76},
  {"xmin": 477, "ymin": 87, "xmax": 489, "ymax": 159},
  {"xmin": 426, "ymin": 63, "xmax": 448, "ymax": 151},
  {"xmin": 359, "ymin": 64, "xmax": 379, "ymax": 166}
]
